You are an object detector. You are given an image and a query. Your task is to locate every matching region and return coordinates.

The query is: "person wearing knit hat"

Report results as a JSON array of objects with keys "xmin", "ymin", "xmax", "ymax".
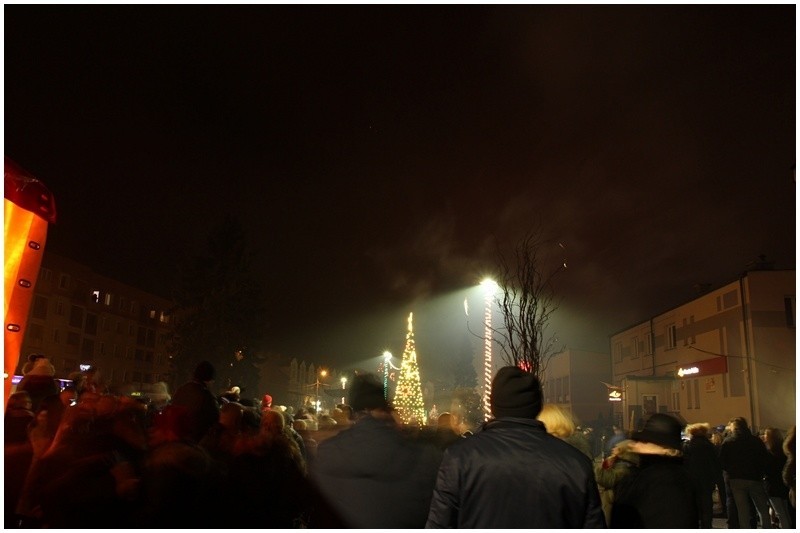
[
  {"xmin": 610, "ymin": 413, "xmax": 699, "ymax": 528},
  {"xmin": 489, "ymin": 365, "xmax": 543, "ymax": 419},
  {"xmin": 15, "ymin": 356, "xmax": 60, "ymax": 412},
  {"xmin": 426, "ymin": 366, "xmax": 604, "ymax": 528}
]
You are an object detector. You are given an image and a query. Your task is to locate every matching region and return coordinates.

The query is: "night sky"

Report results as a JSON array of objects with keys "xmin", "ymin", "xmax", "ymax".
[{"xmin": 5, "ymin": 6, "xmax": 795, "ymax": 383}]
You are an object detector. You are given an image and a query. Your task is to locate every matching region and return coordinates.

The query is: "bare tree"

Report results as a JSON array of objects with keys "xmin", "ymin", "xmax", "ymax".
[{"xmin": 490, "ymin": 229, "xmax": 566, "ymax": 379}]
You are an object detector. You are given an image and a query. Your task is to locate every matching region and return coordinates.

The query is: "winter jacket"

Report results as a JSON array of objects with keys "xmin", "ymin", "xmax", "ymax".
[
  {"xmin": 683, "ymin": 436, "xmax": 724, "ymax": 490},
  {"xmin": 610, "ymin": 453, "xmax": 698, "ymax": 528},
  {"xmin": 719, "ymin": 431, "xmax": 770, "ymax": 481},
  {"xmin": 426, "ymin": 417, "xmax": 605, "ymax": 528},
  {"xmin": 170, "ymin": 380, "xmax": 219, "ymax": 443},
  {"xmin": 312, "ymin": 414, "xmax": 443, "ymax": 528}
]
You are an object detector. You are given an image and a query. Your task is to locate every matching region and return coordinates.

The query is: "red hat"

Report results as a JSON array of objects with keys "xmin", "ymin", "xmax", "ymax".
[{"xmin": 262, "ymin": 394, "xmax": 273, "ymax": 408}]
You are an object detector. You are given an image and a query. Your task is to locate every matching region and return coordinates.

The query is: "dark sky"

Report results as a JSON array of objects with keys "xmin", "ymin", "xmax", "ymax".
[{"xmin": 5, "ymin": 6, "xmax": 795, "ymax": 382}]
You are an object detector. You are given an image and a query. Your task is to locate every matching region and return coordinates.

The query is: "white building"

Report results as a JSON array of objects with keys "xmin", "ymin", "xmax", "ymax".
[{"xmin": 610, "ymin": 269, "xmax": 795, "ymax": 432}]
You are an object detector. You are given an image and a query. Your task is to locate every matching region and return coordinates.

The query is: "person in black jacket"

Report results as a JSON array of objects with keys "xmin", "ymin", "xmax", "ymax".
[
  {"xmin": 683, "ymin": 422, "xmax": 724, "ymax": 528},
  {"xmin": 426, "ymin": 366, "xmax": 605, "ymax": 528},
  {"xmin": 610, "ymin": 413, "xmax": 699, "ymax": 528},
  {"xmin": 170, "ymin": 361, "xmax": 220, "ymax": 443},
  {"xmin": 719, "ymin": 417, "xmax": 773, "ymax": 529}
]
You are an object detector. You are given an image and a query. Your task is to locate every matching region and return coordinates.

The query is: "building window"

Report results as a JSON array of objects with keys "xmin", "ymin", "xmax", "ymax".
[
  {"xmin": 125, "ymin": 347, "xmax": 133, "ymax": 360},
  {"xmin": 32, "ymin": 295, "xmax": 48, "ymax": 320},
  {"xmin": 614, "ymin": 342, "xmax": 623, "ymax": 363},
  {"xmin": 149, "ymin": 309, "xmax": 157, "ymax": 319},
  {"xmin": 686, "ymin": 379, "xmax": 693, "ymax": 409},
  {"xmin": 647, "ymin": 332, "xmax": 654, "ymax": 355},
  {"xmin": 104, "ymin": 293, "xmax": 113, "ymax": 306},
  {"xmin": 159, "ymin": 311, "xmax": 169, "ymax": 324},
  {"xmin": 40, "ymin": 268, "xmax": 53, "ymax": 282},
  {"xmin": 116, "ymin": 321, "xmax": 123, "ymax": 334},
  {"xmin": 113, "ymin": 344, "xmax": 120, "ymax": 358},
  {"xmin": 666, "ymin": 324, "xmax": 677, "ymax": 350},
  {"xmin": 58, "ymin": 273, "xmax": 70, "ymax": 290},
  {"xmin": 91, "ymin": 290, "xmax": 100, "ymax": 304},
  {"xmin": 84, "ymin": 313, "xmax": 98, "ymax": 336},
  {"xmin": 135, "ymin": 349, "xmax": 144, "ymax": 361},
  {"xmin": 693, "ymin": 379, "xmax": 700, "ymax": 409},
  {"xmin": 28, "ymin": 323, "xmax": 44, "ymax": 343},
  {"xmin": 67, "ymin": 331, "xmax": 81, "ymax": 346},
  {"xmin": 672, "ymin": 391, "xmax": 680, "ymax": 411},
  {"xmin": 81, "ymin": 338, "xmax": 94, "ymax": 359},
  {"xmin": 69, "ymin": 305, "xmax": 84, "ymax": 328},
  {"xmin": 632, "ymin": 336, "xmax": 640, "ymax": 359},
  {"xmin": 55, "ymin": 299, "xmax": 65, "ymax": 315},
  {"xmin": 53, "ymin": 329, "xmax": 60, "ymax": 343},
  {"xmin": 128, "ymin": 324, "xmax": 135, "ymax": 336}
]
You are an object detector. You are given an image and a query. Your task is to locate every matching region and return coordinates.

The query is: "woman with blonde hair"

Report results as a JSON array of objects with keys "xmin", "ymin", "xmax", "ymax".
[{"xmin": 536, "ymin": 403, "xmax": 592, "ymax": 458}]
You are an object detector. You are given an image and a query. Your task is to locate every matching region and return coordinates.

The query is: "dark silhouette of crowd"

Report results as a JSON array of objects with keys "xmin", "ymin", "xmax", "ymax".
[{"xmin": 4, "ymin": 358, "xmax": 796, "ymax": 529}]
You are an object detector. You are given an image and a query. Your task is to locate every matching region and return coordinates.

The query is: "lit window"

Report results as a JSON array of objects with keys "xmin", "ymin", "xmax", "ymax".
[
  {"xmin": 91, "ymin": 290, "xmax": 100, "ymax": 304},
  {"xmin": 149, "ymin": 309, "xmax": 156, "ymax": 319},
  {"xmin": 104, "ymin": 293, "xmax": 112, "ymax": 306}
]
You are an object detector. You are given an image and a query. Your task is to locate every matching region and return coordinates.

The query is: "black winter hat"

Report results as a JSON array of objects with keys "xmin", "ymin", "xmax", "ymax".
[
  {"xmin": 349, "ymin": 374, "xmax": 389, "ymax": 413},
  {"xmin": 632, "ymin": 413, "xmax": 683, "ymax": 451},
  {"xmin": 490, "ymin": 366, "xmax": 543, "ymax": 419}
]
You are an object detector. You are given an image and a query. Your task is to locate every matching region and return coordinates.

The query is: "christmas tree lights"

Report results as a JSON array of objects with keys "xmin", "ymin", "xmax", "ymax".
[{"xmin": 392, "ymin": 312, "xmax": 427, "ymax": 425}]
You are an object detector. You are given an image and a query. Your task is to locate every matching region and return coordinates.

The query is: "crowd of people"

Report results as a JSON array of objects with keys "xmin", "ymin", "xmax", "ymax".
[{"xmin": 4, "ymin": 356, "xmax": 796, "ymax": 529}]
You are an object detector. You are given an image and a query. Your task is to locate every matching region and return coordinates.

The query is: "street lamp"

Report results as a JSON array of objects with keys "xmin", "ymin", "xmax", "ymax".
[
  {"xmin": 383, "ymin": 351, "xmax": 392, "ymax": 400},
  {"xmin": 481, "ymin": 278, "xmax": 498, "ymax": 421},
  {"xmin": 340, "ymin": 376, "xmax": 347, "ymax": 404},
  {"xmin": 315, "ymin": 369, "xmax": 327, "ymax": 412}
]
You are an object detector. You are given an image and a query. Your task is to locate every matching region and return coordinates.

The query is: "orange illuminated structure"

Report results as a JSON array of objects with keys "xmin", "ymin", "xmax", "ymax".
[{"xmin": 4, "ymin": 157, "xmax": 56, "ymax": 405}]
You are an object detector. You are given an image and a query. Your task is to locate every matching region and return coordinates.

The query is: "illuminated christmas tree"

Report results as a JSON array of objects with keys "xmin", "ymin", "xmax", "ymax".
[{"xmin": 392, "ymin": 312, "xmax": 427, "ymax": 425}]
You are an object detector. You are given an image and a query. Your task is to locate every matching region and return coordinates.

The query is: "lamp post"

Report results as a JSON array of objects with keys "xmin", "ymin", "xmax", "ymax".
[
  {"xmin": 481, "ymin": 278, "xmax": 498, "ymax": 421},
  {"xmin": 383, "ymin": 351, "xmax": 392, "ymax": 400},
  {"xmin": 315, "ymin": 369, "xmax": 327, "ymax": 412},
  {"xmin": 340, "ymin": 376, "xmax": 347, "ymax": 404}
]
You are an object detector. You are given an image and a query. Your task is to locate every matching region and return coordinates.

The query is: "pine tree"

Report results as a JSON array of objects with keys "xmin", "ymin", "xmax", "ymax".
[{"xmin": 392, "ymin": 312, "xmax": 426, "ymax": 425}]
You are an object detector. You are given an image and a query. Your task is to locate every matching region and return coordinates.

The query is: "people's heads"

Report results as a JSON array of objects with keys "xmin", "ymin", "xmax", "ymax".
[
  {"xmin": 28, "ymin": 356, "xmax": 56, "ymax": 377},
  {"xmin": 762, "ymin": 427, "xmax": 785, "ymax": 455},
  {"xmin": 59, "ymin": 385, "xmax": 78, "ymax": 407},
  {"xmin": 261, "ymin": 409, "xmax": 285, "ymax": 437},
  {"xmin": 685, "ymin": 422, "xmax": 711, "ymax": 439},
  {"xmin": 262, "ymin": 393, "xmax": 273, "ymax": 410},
  {"xmin": 219, "ymin": 402, "xmax": 244, "ymax": 431},
  {"xmin": 632, "ymin": 413, "xmax": 683, "ymax": 454},
  {"xmin": 536, "ymin": 404, "xmax": 576, "ymax": 439},
  {"xmin": 22, "ymin": 353, "xmax": 46, "ymax": 374},
  {"xmin": 8, "ymin": 390, "xmax": 33, "ymax": 411},
  {"xmin": 437, "ymin": 412, "xmax": 456, "ymax": 430},
  {"xmin": 489, "ymin": 366, "xmax": 543, "ymax": 419},
  {"xmin": 784, "ymin": 426, "xmax": 796, "ymax": 458},
  {"xmin": 192, "ymin": 360, "xmax": 216, "ymax": 383},
  {"xmin": 349, "ymin": 373, "xmax": 389, "ymax": 414},
  {"xmin": 727, "ymin": 417, "xmax": 750, "ymax": 435}
]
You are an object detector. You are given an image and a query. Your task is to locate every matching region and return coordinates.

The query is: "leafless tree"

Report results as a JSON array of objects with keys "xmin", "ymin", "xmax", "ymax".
[{"xmin": 490, "ymin": 229, "xmax": 566, "ymax": 380}]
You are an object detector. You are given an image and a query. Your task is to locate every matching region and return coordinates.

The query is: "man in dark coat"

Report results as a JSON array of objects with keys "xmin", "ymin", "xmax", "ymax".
[
  {"xmin": 170, "ymin": 361, "xmax": 220, "ymax": 443},
  {"xmin": 426, "ymin": 366, "xmax": 605, "ymax": 528},
  {"xmin": 311, "ymin": 373, "xmax": 442, "ymax": 528},
  {"xmin": 719, "ymin": 417, "xmax": 773, "ymax": 529},
  {"xmin": 610, "ymin": 413, "xmax": 699, "ymax": 528}
]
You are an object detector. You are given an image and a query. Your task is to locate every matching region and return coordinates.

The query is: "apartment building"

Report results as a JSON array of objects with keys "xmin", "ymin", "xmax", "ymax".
[
  {"xmin": 610, "ymin": 269, "xmax": 795, "ymax": 432},
  {"xmin": 15, "ymin": 251, "xmax": 175, "ymax": 392},
  {"xmin": 541, "ymin": 348, "xmax": 612, "ymax": 427}
]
